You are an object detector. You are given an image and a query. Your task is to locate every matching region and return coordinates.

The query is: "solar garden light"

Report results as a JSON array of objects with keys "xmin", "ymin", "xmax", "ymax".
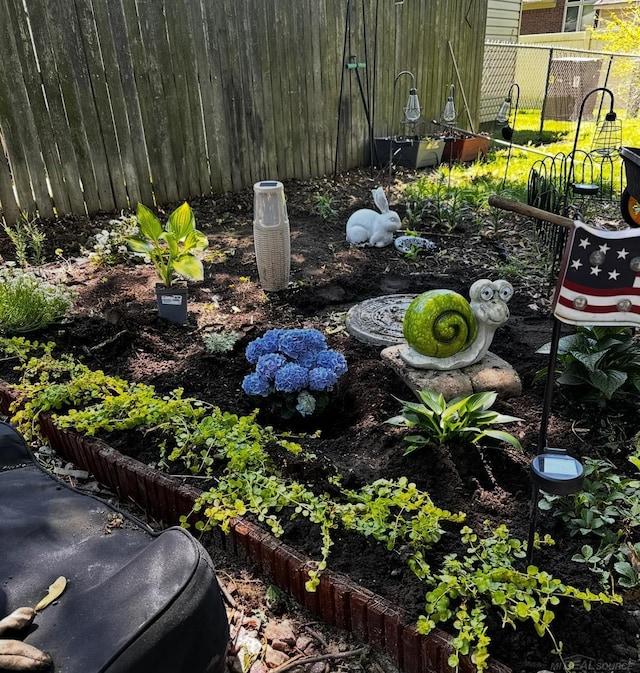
[
  {"xmin": 495, "ymin": 82, "xmax": 520, "ymax": 189},
  {"xmin": 527, "ymin": 318, "xmax": 584, "ymax": 564},
  {"xmin": 591, "ymin": 90, "xmax": 622, "ymax": 159},
  {"xmin": 388, "ymin": 70, "xmax": 422, "ymax": 180},
  {"xmin": 440, "ymin": 83, "xmax": 457, "ymax": 127},
  {"xmin": 495, "ymin": 82, "xmax": 520, "ymax": 140},
  {"xmin": 526, "ymin": 447, "xmax": 584, "ymax": 565},
  {"xmin": 393, "ymin": 70, "xmax": 421, "ymax": 130}
]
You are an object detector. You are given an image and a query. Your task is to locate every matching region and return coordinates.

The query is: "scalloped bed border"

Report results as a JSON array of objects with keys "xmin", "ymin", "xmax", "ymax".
[{"xmin": 0, "ymin": 386, "xmax": 510, "ymax": 673}]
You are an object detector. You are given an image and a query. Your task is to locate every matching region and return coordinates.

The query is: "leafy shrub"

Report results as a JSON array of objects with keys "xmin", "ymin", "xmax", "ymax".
[
  {"xmin": 2, "ymin": 212, "xmax": 46, "ymax": 267},
  {"xmin": 84, "ymin": 214, "xmax": 140, "ymax": 266},
  {"xmin": 386, "ymin": 389, "xmax": 522, "ymax": 454},
  {"xmin": 540, "ymin": 453, "xmax": 640, "ymax": 591},
  {"xmin": 242, "ymin": 328, "xmax": 347, "ymax": 418},
  {"xmin": 0, "ymin": 267, "xmax": 73, "ymax": 334},
  {"xmin": 536, "ymin": 325, "xmax": 640, "ymax": 406},
  {"xmin": 203, "ymin": 330, "xmax": 240, "ymax": 354},
  {"xmin": 312, "ymin": 193, "xmax": 338, "ymax": 221}
]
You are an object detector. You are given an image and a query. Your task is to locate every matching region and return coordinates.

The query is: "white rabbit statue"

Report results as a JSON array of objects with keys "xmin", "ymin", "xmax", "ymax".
[{"xmin": 346, "ymin": 187, "xmax": 402, "ymax": 248}]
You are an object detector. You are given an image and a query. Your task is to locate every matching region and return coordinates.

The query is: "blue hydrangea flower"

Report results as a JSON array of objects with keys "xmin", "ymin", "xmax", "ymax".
[
  {"xmin": 308, "ymin": 367, "xmax": 338, "ymax": 391},
  {"xmin": 274, "ymin": 363, "xmax": 308, "ymax": 393},
  {"xmin": 245, "ymin": 329, "xmax": 285, "ymax": 364},
  {"xmin": 243, "ymin": 328, "xmax": 347, "ymax": 417},
  {"xmin": 298, "ymin": 351, "xmax": 318, "ymax": 368},
  {"xmin": 279, "ymin": 329, "xmax": 327, "ymax": 359},
  {"xmin": 241, "ymin": 372, "xmax": 271, "ymax": 397},
  {"xmin": 316, "ymin": 350, "xmax": 348, "ymax": 376},
  {"xmin": 245, "ymin": 339, "xmax": 266, "ymax": 364},
  {"xmin": 295, "ymin": 390, "xmax": 317, "ymax": 417},
  {"xmin": 255, "ymin": 353, "xmax": 287, "ymax": 381},
  {"xmin": 261, "ymin": 329, "xmax": 284, "ymax": 352}
]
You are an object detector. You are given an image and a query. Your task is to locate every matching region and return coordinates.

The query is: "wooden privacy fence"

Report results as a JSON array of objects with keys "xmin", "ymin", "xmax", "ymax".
[{"xmin": 0, "ymin": 0, "xmax": 487, "ymax": 225}]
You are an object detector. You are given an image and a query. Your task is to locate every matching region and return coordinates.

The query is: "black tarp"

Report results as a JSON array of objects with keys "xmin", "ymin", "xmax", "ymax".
[{"xmin": 0, "ymin": 421, "xmax": 229, "ymax": 673}]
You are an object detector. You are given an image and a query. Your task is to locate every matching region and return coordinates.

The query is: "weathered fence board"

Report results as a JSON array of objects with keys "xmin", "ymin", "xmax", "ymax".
[
  {"xmin": 0, "ymin": 0, "xmax": 488, "ymax": 224},
  {"xmin": 88, "ymin": 0, "xmax": 143, "ymax": 209},
  {"xmin": 0, "ymin": 28, "xmax": 36, "ymax": 216},
  {"xmin": 6, "ymin": 0, "xmax": 65, "ymax": 217},
  {"xmin": 46, "ymin": 0, "xmax": 104, "ymax": 213},
  {"xmin": 103, "ymin": 0, "xmax": 154, "ymax": 208},
  {"xmin": 1, "ymin": 0, "xmax": 53, "ymax": 219},
  {"xmin": 74, "ymin": 0, "xmax": 127, "ymax": 211}
]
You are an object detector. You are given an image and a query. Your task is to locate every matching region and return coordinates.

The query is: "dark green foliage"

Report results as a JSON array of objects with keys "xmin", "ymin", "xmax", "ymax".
[{"xmin": 536, "ymin": 325, "xmax": 640, "ymax": 406}]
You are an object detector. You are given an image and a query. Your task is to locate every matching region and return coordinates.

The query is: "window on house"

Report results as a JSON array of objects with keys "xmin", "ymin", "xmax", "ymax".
[{"xmin": 563, "ymin": 0, "xmax": 596, "ymax": 32}]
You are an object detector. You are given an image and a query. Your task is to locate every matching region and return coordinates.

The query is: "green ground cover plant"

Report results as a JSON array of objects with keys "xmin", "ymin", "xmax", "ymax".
[
  {"xmin": 0, "ymin": 268, "xmax": 74, "ymax": 334},
  {"xmin": 540, "ymin": 452, "xmax": 640, "ymax": 592},
  {"xmin": 417, "ymin": 523, "xmax": 620, "ymax": 672},
  {"xmin": 0, "ymin": 335, "xmax": 618, "ymax": 671},
  {"xmin": 202, "ymin": 330, "xmax": 241, "ymax": 354}
]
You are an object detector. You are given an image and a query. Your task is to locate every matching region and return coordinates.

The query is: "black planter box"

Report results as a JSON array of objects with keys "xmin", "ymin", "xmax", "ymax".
[{"xmin": 374, "ymin": 137, "xmax": 445, "ymax": 169}]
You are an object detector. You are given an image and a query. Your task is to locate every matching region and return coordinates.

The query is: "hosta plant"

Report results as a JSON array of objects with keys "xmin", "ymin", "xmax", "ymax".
[
  {"xmin": 386, "ymin": 389, "xmax": 522, "ymax": 455},
  {"xmin": 535, "ymin": 325, "xmax": 640, "ymax": 406},
  {"xmin": 126, "ymin": 202, "xmax": 209, "ymax": 287}
]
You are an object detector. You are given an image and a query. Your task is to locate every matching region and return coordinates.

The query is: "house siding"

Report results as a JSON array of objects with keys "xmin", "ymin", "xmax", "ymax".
[{"xmin": 486, "ymin": 0, "xmax": 523, "ymax": 41}]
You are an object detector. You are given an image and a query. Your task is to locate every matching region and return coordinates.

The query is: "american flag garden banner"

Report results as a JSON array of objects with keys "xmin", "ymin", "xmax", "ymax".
[{"xmin": 553, "ymin": 221, "xmax": 640, "ymax": 326}]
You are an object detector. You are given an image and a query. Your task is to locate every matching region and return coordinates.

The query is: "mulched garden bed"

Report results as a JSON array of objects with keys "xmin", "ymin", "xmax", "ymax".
[{"xmin": 1, "ymin": 167, "xmax": 639, "ymax": 673}]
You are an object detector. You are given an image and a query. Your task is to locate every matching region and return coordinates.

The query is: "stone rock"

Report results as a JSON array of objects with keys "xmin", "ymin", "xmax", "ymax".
[
  {"xmin": 270, "ymin": 639, "xmax": 291, "ymax": 653},
  {"xmin": 295, "ymin": 635, "xmax": 315, "ymax": 653},
  {"xmin": 264, "ymin": 619, "xmax": 296, "ymax": 646},
  {"xmin": 264, "ymin": 645, "xmax": 289, "ymax": 668},
  {"xmin": 307, "ymin": 662, "xmax": 329, "ymax": 673},
  {"xmin": 230, "ymin": 626, "xmax": 263, "ymax": 672},
  {"xmin": 381, "ymin": 346, "xmax": 521, "ymax": 401},
  {"xmin": 249, "ymin": 662, "xmax": 269, "ymax": 673},
  {"xmin": 465, "ymin": 354, "xmax": 523, "ymax": 399}
]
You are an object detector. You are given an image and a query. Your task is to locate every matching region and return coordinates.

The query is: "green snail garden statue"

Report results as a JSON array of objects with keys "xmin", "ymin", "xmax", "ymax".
[{"xmin": 399, "ymin": 278, "xmax": 513, "ymax": 370}]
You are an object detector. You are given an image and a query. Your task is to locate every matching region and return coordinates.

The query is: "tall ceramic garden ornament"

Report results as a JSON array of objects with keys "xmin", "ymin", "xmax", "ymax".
[
  {"xmin": 126, "ymin": 202, "xmax": 209, "ymax": 324},
  {"xmin": 399, "ymin": 279, "xmax": 513, "ymax": 370}
]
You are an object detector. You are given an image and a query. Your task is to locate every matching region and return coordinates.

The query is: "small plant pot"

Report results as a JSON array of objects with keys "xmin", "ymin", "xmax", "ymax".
[
  {"xmin": 155, "ymin": 283, "xmax": 188, "ymax": 324},
  {"xmin": 441, "ymin": 136, "xmax": 490, "ymax": 163}
]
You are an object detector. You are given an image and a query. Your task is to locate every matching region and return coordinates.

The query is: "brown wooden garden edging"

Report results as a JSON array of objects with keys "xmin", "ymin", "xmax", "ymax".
[{"xmin": 0, "ymin": 385, "xmax": 510, "ymax": 673}]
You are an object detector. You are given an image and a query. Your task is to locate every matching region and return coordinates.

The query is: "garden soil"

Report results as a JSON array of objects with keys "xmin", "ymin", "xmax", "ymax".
[{"xmin": 2, "ymin": 167, "xmax": 640, "ymax": 673}]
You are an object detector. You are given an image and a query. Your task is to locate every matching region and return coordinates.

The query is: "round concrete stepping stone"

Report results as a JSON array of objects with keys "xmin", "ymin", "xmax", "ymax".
[{"xmin": 345, "ymin": 294, "xmax": 416, "ymax": 346}]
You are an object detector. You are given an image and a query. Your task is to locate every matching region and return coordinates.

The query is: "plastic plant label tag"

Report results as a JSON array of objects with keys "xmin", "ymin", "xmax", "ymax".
[
  {"xmin": 161, "ymin": 294, "xmax": 184, "ymax": 306},
  {"xmin": 34, "ymin": 576, "xmax": 67, "ymax": 612}
]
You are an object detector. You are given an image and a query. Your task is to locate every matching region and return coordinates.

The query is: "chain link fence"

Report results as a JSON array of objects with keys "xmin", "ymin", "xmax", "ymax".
[{"xmin": 481, "ymin": 41, "xmax": 640, "ymax": 137}]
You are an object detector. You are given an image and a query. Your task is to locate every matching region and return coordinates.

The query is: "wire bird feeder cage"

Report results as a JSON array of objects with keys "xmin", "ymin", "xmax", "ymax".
[{"xmin": 561, "ymin": 87, "xmax": 620, "ymax": 219}]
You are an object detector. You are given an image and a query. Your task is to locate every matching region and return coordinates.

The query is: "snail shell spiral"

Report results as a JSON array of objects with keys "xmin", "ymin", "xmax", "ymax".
[{"xmin": 403, "ymin": 289, "xmax": 478, "ymax": 357}]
